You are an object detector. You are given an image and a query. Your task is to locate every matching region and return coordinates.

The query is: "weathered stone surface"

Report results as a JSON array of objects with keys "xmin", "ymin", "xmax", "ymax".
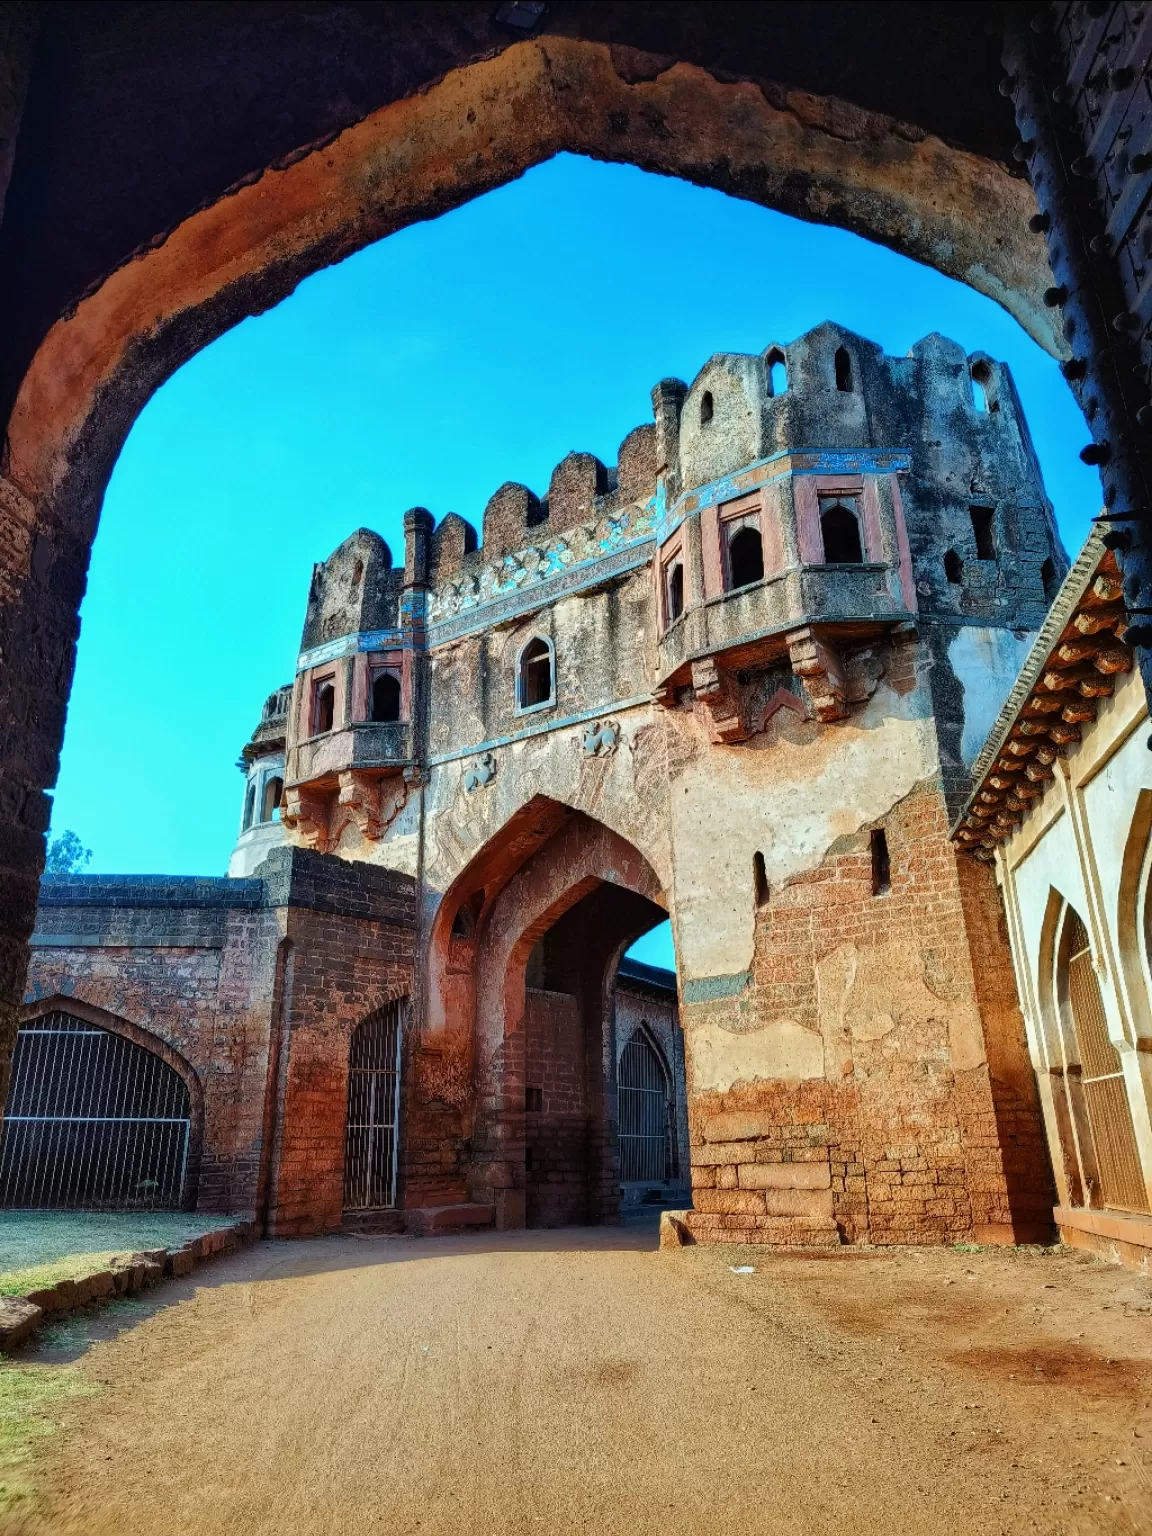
[{"xmin": 0, "ymin": 1296, "xmax": 41, "ymax": 1351}]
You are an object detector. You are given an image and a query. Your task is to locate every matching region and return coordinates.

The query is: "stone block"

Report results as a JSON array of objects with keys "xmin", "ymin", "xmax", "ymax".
[
  {"xmin": 406, "ymin": 1203, "xmax": 496, "ymax": 1235},
  {"xmin": 762, "ymin": 1187, "xmax": 835, "ymax": 1218},
  {"xmin": 0, "ymin": 1297, "xmax": 42, "ymax": 1353},
  {"xmin": 86, "ymin": 1270, "xmax": 115, "ymax": 1301},
  {"xmin": 737, "ymin": 1162, "xmax": 831, "ymax": 1190},
  {"xmin": 692, "ymin": 1189, "xmax": 765, "ymax": 1215},
  {"xmin": 169, "ymin": 1249, "xmax": 195, "ymax": 1278},
  {"xmin": 700, "ymin": 1111, "xmax": 776, "ymax": 1143},
  {"xmin": 25, "ymin": 1284, "xmax": 69, "ymax": 1315},
  {"xmin": 658, "ymin": 1211, "xmax": 694, "ymax": 1249}
]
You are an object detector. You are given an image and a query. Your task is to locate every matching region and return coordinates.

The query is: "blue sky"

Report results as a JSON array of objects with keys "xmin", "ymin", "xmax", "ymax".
[{"xmin": 50, "ymin": 153, "xmax": 1101, "ymax": 972}]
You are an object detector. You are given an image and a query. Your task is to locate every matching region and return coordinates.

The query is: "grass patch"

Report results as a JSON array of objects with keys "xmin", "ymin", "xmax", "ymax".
[
  {"xmin": 0, "ymin": 1361, "xmax": 96, "ymax": 1513},
  {"xmin": 0, "ymin": 1253, "xmax": 122, "ymax": 1299},
  {"xmin": 0, "ymin": 1212, "xmax": 234, "ymax": 1274}
]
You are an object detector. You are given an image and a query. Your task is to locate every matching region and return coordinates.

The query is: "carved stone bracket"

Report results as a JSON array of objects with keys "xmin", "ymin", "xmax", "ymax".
[
  {"xmin": 335, "ymin": 770, "xmax": 407, "ymax": 842},
  {"xmin": 281, "ymin": 785, "xmax": 334, "ymax": 854},
  {"xmin": 786, "ymin": 625, "xmax": 850, "ymax": 723},
  {"xmin": 690, "ymin": 657, "xmax": 748, "ymax": 743}
]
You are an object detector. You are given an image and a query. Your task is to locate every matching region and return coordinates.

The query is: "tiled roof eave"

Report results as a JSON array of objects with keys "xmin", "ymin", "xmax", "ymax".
[{"xmin": 950, "ymin": 522, "xmax": 1133, "ymax": 858}]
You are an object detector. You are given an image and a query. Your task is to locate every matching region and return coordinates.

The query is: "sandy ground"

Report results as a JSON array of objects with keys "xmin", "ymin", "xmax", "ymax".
[{"xmin": 6, "ymin": 1227, "xmax": 1152, "ymax": 1535}]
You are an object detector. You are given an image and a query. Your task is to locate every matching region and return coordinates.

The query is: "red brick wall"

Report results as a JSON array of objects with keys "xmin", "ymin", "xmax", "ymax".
[
  {"xmin": 25, "ymin": 906, "xmax": 279, "ymax": 1214},
  {"xmin": 263, "ymin": 904, "xmax": 413, "ymax": 1236},
  {"xmin": 683, "ymin": 782, "xmax": 1056, "ymax": 1246},
  {"xmin": 524, "ymin": 986, "xmax": 588, "ymax": 1226}
]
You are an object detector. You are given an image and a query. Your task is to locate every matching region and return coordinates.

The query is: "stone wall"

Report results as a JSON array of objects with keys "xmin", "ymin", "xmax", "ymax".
[{"xmin": 22, "ymin": 850, "xmax": 416, "ymax": 1233}]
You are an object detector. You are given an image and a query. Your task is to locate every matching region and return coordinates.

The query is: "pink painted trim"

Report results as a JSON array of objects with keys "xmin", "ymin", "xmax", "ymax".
[
  {"xmin": 700, "ymin": 506, "xmax": 722, "ymax": 599},
  {"xmin": 888, "ymin": 474, "xmax": 918, "ymax": 613},
  {"xmin": 860, "ymin": 476, "xmax": 884, "ymax": 563},
  {"xmin": 760, "ymin": 486, "xmax": 785, "ymax": 578},
  {"xmin": 794, "ymin": 476, "xmax": 823, "ymax": 564}
]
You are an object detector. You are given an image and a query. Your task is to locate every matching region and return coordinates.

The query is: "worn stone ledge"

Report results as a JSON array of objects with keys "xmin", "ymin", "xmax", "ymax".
[{"xmin": 0, "ymin": 1219, "xmax": 256, "ymax": 1355}]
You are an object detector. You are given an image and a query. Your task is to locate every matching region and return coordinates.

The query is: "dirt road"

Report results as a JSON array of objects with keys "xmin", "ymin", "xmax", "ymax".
[{"xmin": 8, "ymin": 1227, "xmax": 1152, "ymax": 1535}]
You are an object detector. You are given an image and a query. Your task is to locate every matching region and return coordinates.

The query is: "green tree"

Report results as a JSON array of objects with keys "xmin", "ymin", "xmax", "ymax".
[{"xmin": 44, "ymin": 830, "xmax": 93, "ymax": 875}]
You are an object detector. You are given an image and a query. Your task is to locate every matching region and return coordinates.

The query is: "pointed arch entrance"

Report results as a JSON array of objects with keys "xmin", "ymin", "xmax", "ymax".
[{"xmin": 427, "ymin": 799, "xmax": 670, "ymax": 1228}]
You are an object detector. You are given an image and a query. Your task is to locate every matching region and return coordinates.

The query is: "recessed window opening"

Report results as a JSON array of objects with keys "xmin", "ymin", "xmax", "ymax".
[
  {"xmin": 971, "ymin": 361, "xmax": 997, "ymax": 413},
  {"xmin": 371, "ymin": 671, "xmax": 401, "ymax": 723},
  {"xmin": 728, "ymin": 524, "xmax": 764, "ymax": 590},
  {"xmin": 518, "ymin": 637, "xmax": 553, "ymax": 708},
  {"xmin": 944, "ymin": 549, "xmax": 964, "ymax": 585},
  {"xmin": 242, "ymin": 783, "xmax": 256, "ymax": 832},
  {"xmin": 700, "ymin": 390, "xmax": 714, "ymax": 426},
  {"xmin": 1041, "ymin": 557, "xmax": 1058, "ymax": 603},
  {"xmin": 525, "ymin": 1086, "xmax": 543, "ymax": 1113},
  {"xmin": 870, "ymin": 829, "xmax": 891, "ymax": 896},
  {"xmin": 834, "ymin": 347, "xmax": 853, "ymax": 392},
  {"xmin": 261, "ymin": 776, "xmax": 283, "ymax": 823},
  {"xmin": 820, "ymin": 501, "xmax": 864, "ymax": 564},
  {"xmin": 666, "ymin": 561, "xmax": 685, "ymax": 623},
  {"xmin": 312, "ymin": 679, "xmax": 335, "ymax": 735},
  {"xmin": 766, "ymin": 351, "xmax": 787, "ymax": 396},
  {"xmin": 753, "ymin": 851, "xmax": 770, "ymax": 908},
  {"xmin": 970, "ymin": 505, "xmax": 997, "ymax": 560}
]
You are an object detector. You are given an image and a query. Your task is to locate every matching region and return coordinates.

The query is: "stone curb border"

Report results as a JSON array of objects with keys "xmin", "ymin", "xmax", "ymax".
[{"xmin": 0, "ymin": 1219, "xmax": 256, "ymax": 1354}]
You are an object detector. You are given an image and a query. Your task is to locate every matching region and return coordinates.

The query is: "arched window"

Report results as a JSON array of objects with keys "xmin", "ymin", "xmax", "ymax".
[
  {"xmin": 371, "ymin": 671, "xmax": 401, "ymax": 723},
  {"xmin": 343, "ymin": 999, "xmax": 404, "ymax": 1213},
  {"xmin": 518, "ymin": 637, "xmax": 554, "ymax": 709},
  {"xmin": 970, "ymin": 504, "xmax": 997, "ymax": 560},
  {"xmin": 820, "ymin": 501, "xmax": 864, "ymax": 564},
  {"xmin": 1041, "ymin": 557, "xmax": 1058, "ymax": 603},
  {"xmin": 728, "ymin": 524, "xmax": 764, "ymax": 589},
  {"xmin": 870, "ymin": 828, "xmax": 891, "ymax": 895},
  {"xmin": 0, "ymin": 1010, "xmax": 193, "ymax": 1209},
  {"xmin": 242, "ymin": 783, "xmax": 256, "ymax": 832},
  {"xmin": 618, "ymin": 1026, "xmax": 675, "ymax": 1182},
  {"xmin": 261, "ymin": 776, "xmax": 283, "ymax": 823},
  {"xmin": 666, "ymin": 562, "xmax": 685, "ymax": 623},
  {"xmin": 944, "ymin": 549, "xmax": 964, "ymax": 585},
  {"xmin": 766, "ymin": 350, "xmax": 787, "ymax": 396},
  {"xmin": 313, "ymin": 679, "xmax": 335, "ymax": 735},
  {"xmin": 1057, "ymin": 907, "xmax": 1148, "ymax": 1212},
  {"xmin": 700, "ymin": 390, "xmax": 714, "ymax": 426},
  {"xmin": 971, "ymin": 360, "xmax": 998, "ymax": 413},
  {"xmin": 834, "ymin": 346, "xmax": 853, "ymax": 392}
]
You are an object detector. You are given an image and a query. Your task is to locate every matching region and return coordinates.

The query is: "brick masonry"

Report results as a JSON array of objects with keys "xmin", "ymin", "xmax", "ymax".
[
  {"xmin": 681, "ymin": 780, "xmax": 1056, "ymax": 1246},
  {"xmin": 24, "ymin": 849, "xmax": 415, "ymax": 1236}
]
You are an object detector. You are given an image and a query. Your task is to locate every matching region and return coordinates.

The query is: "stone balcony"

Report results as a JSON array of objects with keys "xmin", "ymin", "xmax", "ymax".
[
  {"xmin": 282, "ymin": 721, "xmax": 413, "ymax": 854},
  {"xmin": 287, "ymin": 721, "xmax": 412, "ymax": 786}
]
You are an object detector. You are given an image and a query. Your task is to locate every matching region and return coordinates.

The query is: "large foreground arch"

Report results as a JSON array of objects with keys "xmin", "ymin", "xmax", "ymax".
[{"xmin": 0, "ymin": 14, "xmax": 1072, "ymax": 1124}]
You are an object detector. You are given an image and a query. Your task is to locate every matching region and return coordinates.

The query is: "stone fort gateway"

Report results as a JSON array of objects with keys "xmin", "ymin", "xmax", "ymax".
[{"xmin": 10, "ymin": 315, "xmax": 1152, "ymax": 1262}]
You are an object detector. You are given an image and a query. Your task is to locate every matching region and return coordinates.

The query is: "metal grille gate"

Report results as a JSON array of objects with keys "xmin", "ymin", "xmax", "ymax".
[
  {"xmin": 618, "ymin": 1028, "xmax": 674, "ymax": 1183},
  {"xmin": 342, "ymin": 1000, "xmax": 404, "ymax": 1212},
  {"xmin": 1065, "ymin": 913, "xmax": 1149, "ymax": 1214},
  {"xmin": 0, "ymin": 1011, "xmax": 192, "ymax": 1209}
]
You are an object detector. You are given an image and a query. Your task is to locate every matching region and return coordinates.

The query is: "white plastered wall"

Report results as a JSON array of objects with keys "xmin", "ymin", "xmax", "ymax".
[{"xmin": 997, "ymin": 665, "xmax": 1152, "ymax": 1212}]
